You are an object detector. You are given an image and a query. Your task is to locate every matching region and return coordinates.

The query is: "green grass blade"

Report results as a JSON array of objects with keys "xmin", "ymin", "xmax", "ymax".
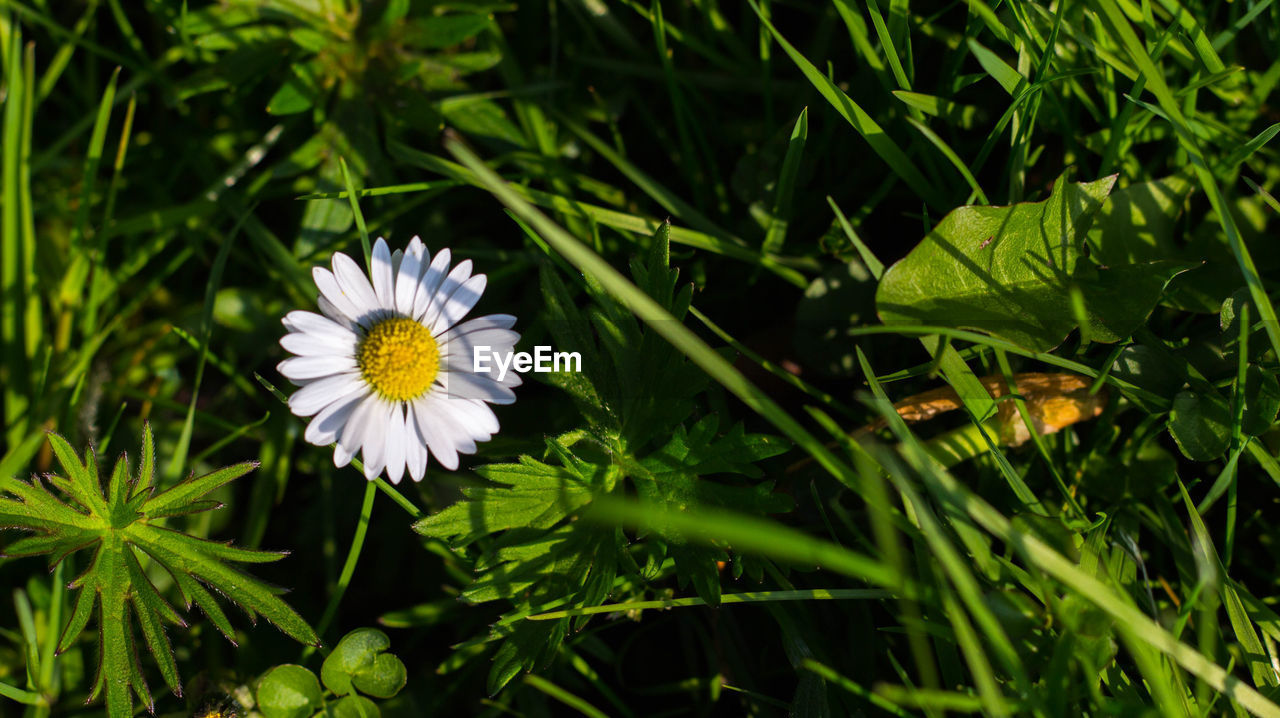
[
  {"xmin": 762, "ymin": 107, "xmax": 807, "ymax": 254},
  {"xmin": 338, "ymin": 156, "xmax": 371, "ymax": 267},
  {"xmin": 749, "ymin": 0, "xmax": 948, "ymax": 210},
  {"xmin": 442, "ymin": 136, "xmax": 864, "ymax": 498},
  {"xmin": 1088, "ymin": 0, "xmax": 1280, "ymax": 364}
]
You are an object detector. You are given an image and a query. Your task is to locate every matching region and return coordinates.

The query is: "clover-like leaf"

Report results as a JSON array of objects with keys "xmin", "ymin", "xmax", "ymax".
[
  {"xmin": 0, "ymin": 425, "xmax": 318, "ymax": 718},
  {"xmin": 321, "ymin": 628, "xmax": 406, "ymax": 699},
  {"xmin": 257, "ymin": 664, "xmax": 323, "ymax": 718}
]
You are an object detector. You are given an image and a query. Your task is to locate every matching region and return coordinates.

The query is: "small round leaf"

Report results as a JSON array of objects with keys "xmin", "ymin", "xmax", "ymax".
[
  {"xmin": 330, "ymin": 695, "xmax": 382, "ymax": 718},
  {"xmin": 256, "ymin": 664, "xmax": 322, "ymax": 718},
  {"xmin": 1167, "ymin": 390, "xmax": 1231, "ymax": 461},
  {"xmin": 352, "ymin": 654, "xmax": 407, "ymax": 699}
]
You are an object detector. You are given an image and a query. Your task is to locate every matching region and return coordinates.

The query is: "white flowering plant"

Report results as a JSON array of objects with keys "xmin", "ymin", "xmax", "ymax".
[{"xmin": 5, "ymin": 1, "xmax": 1280, "ymax": 717}]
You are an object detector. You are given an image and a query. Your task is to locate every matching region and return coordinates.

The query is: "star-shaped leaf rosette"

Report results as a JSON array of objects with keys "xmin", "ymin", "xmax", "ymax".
[
  {"xmin": 277, "ymin": 237, "xmax": 521, "ymax": 482},
  {"xmin": 0, "ymin": 426, "xmax": 317, "ymax": 717}
]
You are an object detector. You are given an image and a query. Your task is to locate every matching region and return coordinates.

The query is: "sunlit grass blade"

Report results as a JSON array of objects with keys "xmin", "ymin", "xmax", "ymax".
[
  {"xmin": 861, "ymin": 350, "xmax": 1280, "ymax": 717},
  {"xmin": 395, "ymin": 141, "xmax": 811, "ymax": 287},
  {"xmin": 762, "ymin": 107, "xmax": 806, "ymax": 254},
  {"xmin": 1088, "ymin": 0, "xmax": 1280, "ymax": 365},
  {"xmin": 443, "ymin": 135, "xmax": 863, "ymax": 496}
]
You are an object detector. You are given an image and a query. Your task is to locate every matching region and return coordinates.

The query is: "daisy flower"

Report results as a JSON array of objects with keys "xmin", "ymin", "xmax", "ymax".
[{"xmin": 278, "ymin": 237, "xmax": 521, "ymax": 482}]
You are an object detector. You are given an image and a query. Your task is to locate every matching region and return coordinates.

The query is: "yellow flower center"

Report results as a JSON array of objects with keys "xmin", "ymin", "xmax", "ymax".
[{"xmin": 356, "ymin": 317, "xmax": 440, "ymax": 402}]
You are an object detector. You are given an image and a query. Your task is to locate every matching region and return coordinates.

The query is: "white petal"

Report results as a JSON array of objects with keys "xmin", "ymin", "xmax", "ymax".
[
  {"xmin": 278, "ymin": 355, "xmax": 358, "ymax": 381},
  {"xmin": 459, "ymin": 314, "xmax": 517, "ymax": 331},
  {"xmin": 332, "ymin": 251, "xmax": 380, "ymax": 314},
  {"xmin": 313, "ymin": 267, "xmax": 364, "ymax": 326},
  {"xmin": 440, "ymin": 328, "xmax": 519, "ymax": 359},
  {"xmin": 406, "ymin": 423, "xmax": 428, "ymax": 481},
  {"xmin": 384, "ymin": 407, "xmax": 407, "ymax": 484},
  {"xmin": 452, "ymin": 399, "xmax": 500, "ymax": 437},
  {"xmin": 431, "ymin": 399, "xmax": 484, "ymax": 455},
  {"xmin": 283, "ymin": 311, "xmax": 356, "ymax": 342},
  {"xmin": 289, "ymin": 373, "xmax": 364, "ymax": 416},
  {"xmin": 394, "ymin": 241, "xmax": 424, "ymax": 316},
  {"xmin": 317, "ymin": 296, "xmax": 358, "ymax": 332},
  {"xmin": 281, "ymin": 332, "xmax": 355, "ymax": 357},
  {"xmin": 412, "ymin": 249, "xmax": 452, "ymax": 320},
  {"xmin": 391, "ymin": 249, "xmax": 404, "ymax": 277},
  {"xmin": 438, "ymin": 370, "xmax": 516, "ymax": 404},
  {"xmin": 421, "ymin": 260, "xmax": 472, "ymax": 329},
  {"xmin": 429, "ymin": 274, "xmax": 487, "ymax": 335},
  {"xmin": 360, "ymin": 402, "xmax": 393, "ymax": 479},
  {"xmin": 407, "ymin": 236, "xmax": 427, "ymax": 259},
  {"xmin": 306, "ymin": 390, "xmax": 367, "ymax": 445},
  {"xmin": 371, "ymin": 238, "xmax": 396, "ymax": 309},
  {"xmin": 334, "ymin": 443, "xmax": 355, "ymax": 468},
  {"xmin": 339, "ymin": 394, "xmax": 380, "ymax": 453},
  {"xmin": 412, "ymin": 398, "xmax": 459, "ymax": 470}
]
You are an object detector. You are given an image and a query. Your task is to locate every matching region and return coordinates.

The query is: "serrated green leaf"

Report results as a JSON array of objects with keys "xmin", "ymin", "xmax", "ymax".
[
  {"xmin": 0, "ymin": 426, "xmax": 316, "ymax": 716},
  {"xmin": 487, "ymin": 621, "xmax": 562, "ymax": 695},
  {"xmin": 412, "ymin": 458, "xmax": 594, "ymax": 545},
  {"xmin": 143, "ymin": 460, "xmax": 257, "ymax": 518},
  {"xmin": 57, "ymin": 581, "xmax": 95, "ymax": 655}
]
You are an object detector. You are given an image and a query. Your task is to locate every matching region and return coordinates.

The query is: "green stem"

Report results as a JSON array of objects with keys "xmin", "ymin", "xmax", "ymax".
[
  {"xmin": 305, "ymin": 479, "xmax": 376, "ymax": 657},
  {"xmin": 0, "ymin": 679, "xmax": 44, "ymax": 706}
]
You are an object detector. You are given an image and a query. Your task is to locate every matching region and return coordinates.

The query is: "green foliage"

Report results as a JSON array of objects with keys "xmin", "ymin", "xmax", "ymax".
[
  {"xmin": 415, "ymin": 227, "xmax": 790, "ymax": 692},
  {"xmin": 876, "ymin": 172, "xmax": 1194, "ymax": 351},
  {"xmin": 257, "ymin": 665, "xmax": 323, "ymax": 718},
  {"xmin": 252, "ymin": 629, "xmax": 406, "ymax": 718},
  {"xmin": 0, "ymin": 426, "xmax": 317, "ymax": 717},
  {"xmin": 1168, "ymin": 391, "xmax": 1232, "ymax": 461},
  {"xmin": 320, "ymin": 628, "xmax": 407, "ymax": 699},
  {"xmin": 9, "ymin": 0, "xmax": 1280, "ymax": 715}
]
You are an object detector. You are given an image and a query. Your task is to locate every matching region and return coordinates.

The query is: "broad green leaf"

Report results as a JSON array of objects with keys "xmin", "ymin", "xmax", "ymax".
[
  {"xmin": 1167, "ymin": 390, "xmax": 1232, "ymax": 461},
  {"xmin": 1073, "ymin": 260, "xmax": 1199, "ymax": 342},
  {"xmin": 1086, "ymin": 175, "xmax": 1193, "ymax": 266},
  {"xmin": 257, "ymin": 665, "xmax": 323, "ymax": 718},
  {"xmin": 1109, "ymin": 343, "xmax": 1188, "ymax": 412},
  {"xmin": 876, "ymin": 173, "xmax": 1120, "ymax": 351}
]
